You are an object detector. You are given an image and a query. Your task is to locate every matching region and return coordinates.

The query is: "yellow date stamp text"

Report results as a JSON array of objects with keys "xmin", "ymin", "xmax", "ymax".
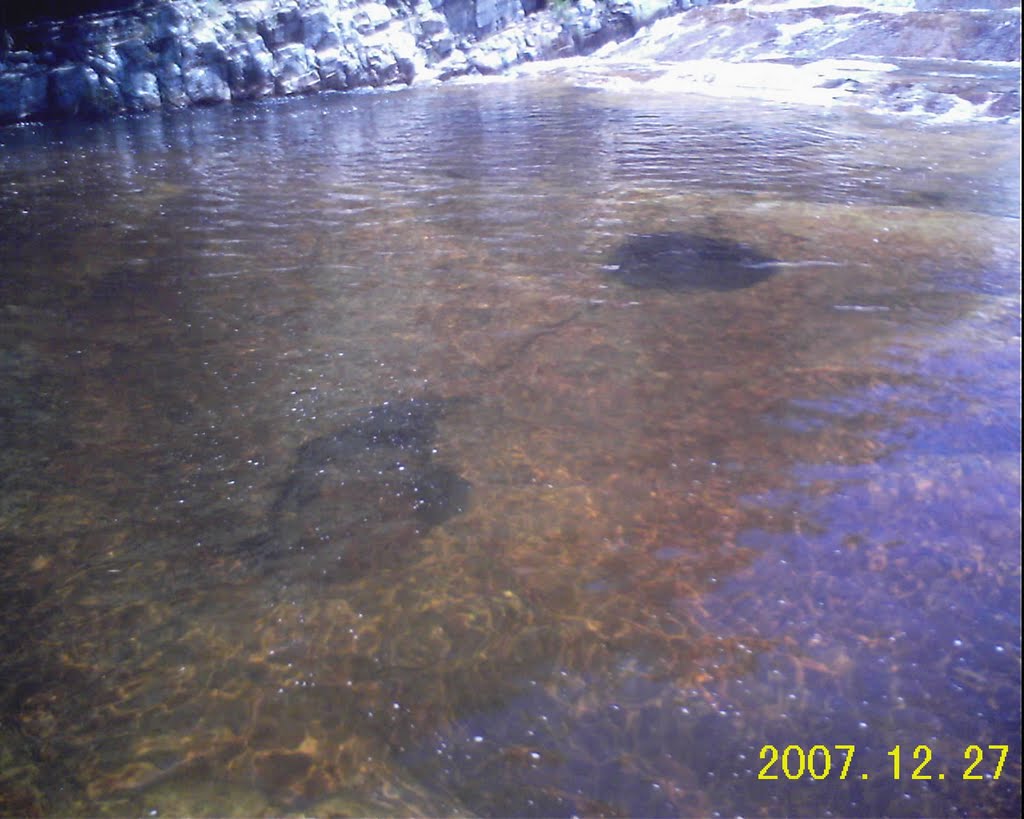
[{"xmin": 757, "ymin": 744, "xmax": 1010, "ymax": 781}]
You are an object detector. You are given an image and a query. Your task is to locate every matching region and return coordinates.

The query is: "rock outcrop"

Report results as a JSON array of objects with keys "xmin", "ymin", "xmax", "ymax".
[{"xmin": 0, "ymin": 0, "xmax": 707, "ymax": 124}]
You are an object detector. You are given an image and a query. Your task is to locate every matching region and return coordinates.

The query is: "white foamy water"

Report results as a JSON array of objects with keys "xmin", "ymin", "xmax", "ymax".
[{"xmin": 519, "ymin": 55, "xmax": 900, "ymax": 108}]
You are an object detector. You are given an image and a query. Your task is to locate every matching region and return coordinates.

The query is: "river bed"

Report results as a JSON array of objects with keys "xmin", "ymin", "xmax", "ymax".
[{"xmin": 1, "ymin": 71, "xmax": 1020, "ymax": 816}]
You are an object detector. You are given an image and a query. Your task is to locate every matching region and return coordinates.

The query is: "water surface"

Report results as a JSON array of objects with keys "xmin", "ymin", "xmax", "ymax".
[{"xmin": 1, "ymin": 79, "xmax": 1020, "ymax": 816}]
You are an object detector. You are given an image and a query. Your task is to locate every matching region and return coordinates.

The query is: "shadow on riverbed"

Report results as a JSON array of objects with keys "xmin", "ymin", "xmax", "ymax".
[
  {"xmin": 606, "ymin": 232, "xmax": 780, "ymax": 291},
  {"xmin": 236, "ymin": 396, "xmax": 471, "ymax": 582}
]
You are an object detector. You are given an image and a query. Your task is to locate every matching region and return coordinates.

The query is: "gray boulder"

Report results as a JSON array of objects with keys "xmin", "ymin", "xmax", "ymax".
[
  {"xmin": 303, "ymin": 9, "xmax": 342, "ymax": 52},
  {"xmin": 0, "ymin": 68, "xmax": 48, "ymax": 122},
  {"xmin": 150, "ymin": 3, "xmax": 188, "ymax": 44},
  {"xmin": 181, "ymin": 36, "xmax": 232, "ymax": 104},
  {"xmin": 475, "ymin": 0, "xmax": 525, "ymax": 34},
  {"xmin": 155, "ymin": 53, "xmax": 188, "ymax": 108},
  {"xmin": 49, "ymin": 63, "xmax": 118, "ymax": 116},
  {"xmin": 274, "ymin": 42, "xmax": 320, "ymax": 94},
  {"xmin": 225, "ymin": 37, "xmax": 276, "ymax": 99},
  {"xmin": 353, "ymin": 4, "xmax": 395, "ymax": 35},
  {"xmin": 184, "ymin": 64, "xmax": 231, "ymax": 104},
  {"xmin": 122, "ymin": 69, "xmax": 161, "ymax": 111},
  {"xmin": 258, "ymin": 2, "xmax": 306, "ymax": 49},
  {"xmin": 116, "ymin": 37, "xmax": 155, "ymax": 68}
]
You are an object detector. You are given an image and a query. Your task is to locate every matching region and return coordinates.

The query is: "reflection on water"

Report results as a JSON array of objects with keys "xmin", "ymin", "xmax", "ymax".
[{"xmin": 1, "ymin": 80, "xmax": 1020, "ymax": 817}]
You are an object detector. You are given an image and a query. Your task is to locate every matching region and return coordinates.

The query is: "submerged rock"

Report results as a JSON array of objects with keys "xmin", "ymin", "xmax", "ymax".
[
  {"xmin": 606, "ymin": 232, "xmax": 779, "ymax": 291},
  {"xmin": 245, "ymin": 397, "xmax": 471, "ymax": 581}
]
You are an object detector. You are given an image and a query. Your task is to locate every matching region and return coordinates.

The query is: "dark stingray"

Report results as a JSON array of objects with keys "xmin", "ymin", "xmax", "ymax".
[
  {"xmin": 240, "ymin": 397, "xmax": 471, "ymax": 581},
  {"xmin": 606, "ymin": 232, "xmax": 780, "ymax": 291}
]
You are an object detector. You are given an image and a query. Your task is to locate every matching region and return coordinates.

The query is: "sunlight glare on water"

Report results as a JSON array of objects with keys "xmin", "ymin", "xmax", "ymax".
[{"xmin": 0, "ymin": 79, "xmax": 1020, "ymax": 817}]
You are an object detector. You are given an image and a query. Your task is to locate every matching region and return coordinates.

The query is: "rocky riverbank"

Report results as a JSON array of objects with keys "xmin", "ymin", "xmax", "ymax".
[
  {"xmin": 0, "ymin": 0, "xmax": 704, "ymax": 125},
  {"xmin": 1, "ymin": 0, "xmax": 1019, "ymax": 126}
]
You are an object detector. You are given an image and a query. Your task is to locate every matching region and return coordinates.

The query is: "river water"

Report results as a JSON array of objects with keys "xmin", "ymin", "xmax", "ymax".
[{"xmin": 1, "ymin": 72, "xmax": 1020, "ymax": 816}]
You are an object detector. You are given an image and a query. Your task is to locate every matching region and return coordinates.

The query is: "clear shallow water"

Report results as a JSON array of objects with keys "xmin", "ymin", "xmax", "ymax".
[{"xmin": 0, "ymin": 79, "xmax": 1020, "ymax": 816}]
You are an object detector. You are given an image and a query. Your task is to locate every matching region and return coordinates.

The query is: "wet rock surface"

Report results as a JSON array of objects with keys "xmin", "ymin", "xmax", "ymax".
[
  {"xmin": 607, "ymin": 232, "xmax": 780, "ymax": 291},
  {"xmin": 622, "ymin": 3, "xmax": 1022, "ymax": 63},
  {"xmin": 242, "ymin": 396, "xmax": 471, "ymax": 581}
]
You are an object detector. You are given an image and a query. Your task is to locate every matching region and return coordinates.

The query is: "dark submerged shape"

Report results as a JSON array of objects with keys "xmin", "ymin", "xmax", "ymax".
[
  {"xmin": 247, "ymin": 397, "xmax": 471, "ymax": 580},
  {"xmin": 607, "ymin": 232, "xmax": 780, "ymax": 291}
]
